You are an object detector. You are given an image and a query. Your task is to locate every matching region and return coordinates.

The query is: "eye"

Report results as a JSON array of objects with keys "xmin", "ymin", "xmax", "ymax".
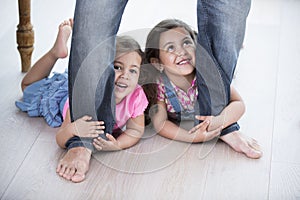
[
  {"xmin": 129, "ymin": 69, "xmax": 138, "ymax": 74},
  {"xmin": 166, "ymin": 45, "xmax": 175, "ymax": 53},
  {"xmin": 114, "ymin": 65, "xmax": 122, "ymax": 71},
  {"xmin": 183, "ymin": 39, "xmax": 193, "ymax": 47}
]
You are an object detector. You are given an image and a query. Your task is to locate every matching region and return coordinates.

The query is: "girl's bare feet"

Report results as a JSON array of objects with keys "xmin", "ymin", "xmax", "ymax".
[
  {"xmin": 56, "ymin": 146, "xmax": 91, "ymax": 183},
  {"xmin": 50, "ymin": 19, "xmax": 73, "ymax": 59},
  {"xmin": 220, "ymin": 131, "xmax": 262, "ymax": 159}
]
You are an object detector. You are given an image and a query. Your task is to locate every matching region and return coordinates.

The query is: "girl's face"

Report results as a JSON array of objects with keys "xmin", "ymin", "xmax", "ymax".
[
  {"xmin": 114, "ymin": 51, "xmax": 142, "ymax": 104},
  {"xmin": 158, "ymin": 27, "xmax": 196, "ymax": 77}
]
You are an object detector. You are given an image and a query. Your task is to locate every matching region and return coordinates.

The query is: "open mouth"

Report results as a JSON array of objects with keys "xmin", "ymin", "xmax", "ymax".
[
  {"xmin": 116, "ymin": 82, "xmax": 128, "ymax": 89},
  {"xmin": 177, "ymin": 59, "xmax": 191, "ymax": 65}
]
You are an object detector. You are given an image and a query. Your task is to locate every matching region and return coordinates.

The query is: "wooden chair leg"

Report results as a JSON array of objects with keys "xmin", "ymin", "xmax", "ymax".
[{"xmin": 17, "ymin": 0, "xmax": 34, "ymax": 72}]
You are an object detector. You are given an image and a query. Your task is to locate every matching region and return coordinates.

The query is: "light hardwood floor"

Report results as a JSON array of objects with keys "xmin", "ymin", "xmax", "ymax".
[{"xmin": 1, "ymin": 0, "xmax": 300, "ymax": 199}]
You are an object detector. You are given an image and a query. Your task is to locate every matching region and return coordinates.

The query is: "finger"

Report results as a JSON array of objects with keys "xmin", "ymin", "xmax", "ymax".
[
  {"xmin": 106, "ymin": 134, "xmax": 116, "ymax": 142},
  {"xmin": 195, "ymin": 115, "xmax": 206, "ymax": 121},
  {"xmin": 189, "ymin": 125, "xmax": 200, "ymax": 134},
  {"xmin": 195, "ymin": 115, "xmax": 212, "ymax": 121},
  {"xmin": 94, "ymin": 121, "xmax": 105, "ymax": 130},
  {"xmin": 96, "ymin": 137, "xmax": 109, "ymax": 146},
  {"xmin": 87, "ymin": 133, "xmax": 100, "ymax": 138},
  {"xmin": 88, "ymin": 128, "xmax": 104, "ymax": 135},
  {"xmin": 198, "ymin": 120, "xmax": 210, "ymax": 132},
  {"xmin": 88, "ymin": 122, "xmax": 105, "ymax": 131},
  {"xmin": 93, "ymin": 142, "xmax": 102, "ymax": 150},
  {"xmin": 204, "ymin": 126, "xmax": 222, "ymax": 141},
  {"xmin": 89, "ymin": 121, "xmax": 103, "ymax": 126},
  {"xmin": 188, "ymin": 120, "xmax": 210, "ymax": 134},
  {"xmin": 94, "ymin": 124, "xmax": 105, "ymax": 130},
  {"xmin": 82, "ymin": 115, "xmax": 92, "ymax": 121},
  {"xmin": 93, "ymin": 138, "xmax": 103, "ymax": 146}
]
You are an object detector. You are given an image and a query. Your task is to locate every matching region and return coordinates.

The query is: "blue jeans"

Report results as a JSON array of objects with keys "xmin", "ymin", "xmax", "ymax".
[
  {"xmin": 195, "ymin": 0, "xmax": 251, "ymax": 135},
  {"xmin": 66, "ymin": 0, "xmax": 250, "ymax": 150}
]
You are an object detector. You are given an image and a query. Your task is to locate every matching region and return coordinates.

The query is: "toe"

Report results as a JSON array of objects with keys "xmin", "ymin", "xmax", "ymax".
[
  {"xmin": 245, "ymin": 145, "xmax": 262, "ymax": 159},
  {"xmin": 71, "ymin": 172, "xmax": 85, "ymax": 183},
  {"xmin": 58, "ymin": 164, "xmax": 67, "ymax": 177},
  {"xmin": 249, "ymin": 140, "xmax": 261, "ymax": 151},
  {"xmin": 69, "ymin": 167, "xmax": 76, "ymax": 178},
  {"xmin": 63, "ymin": 167, "xmax": 72, "ymax": 180},
  {"xmin": 71, "ymin": 162, "xmax": 89, "ymax": 183}
]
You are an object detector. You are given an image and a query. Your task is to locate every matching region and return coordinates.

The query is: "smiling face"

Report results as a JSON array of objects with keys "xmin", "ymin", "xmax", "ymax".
[
  {"xmin": 158, "ymin": 27, "xmax": 196, "ymax": 78},
  {"xmin": 114, "ymin": 51, "xmax": 142, "ymax": 104}
]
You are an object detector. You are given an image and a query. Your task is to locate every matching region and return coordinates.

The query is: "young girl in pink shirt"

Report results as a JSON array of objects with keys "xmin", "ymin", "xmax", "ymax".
[{"xmin": 16, "ymin": 19, "xmax": 148, "ymax": 182}]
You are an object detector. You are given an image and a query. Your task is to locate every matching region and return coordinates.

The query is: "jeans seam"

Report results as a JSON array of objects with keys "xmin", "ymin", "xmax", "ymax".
[{"xmin": 199, "ymin": 0, "xmax": 230, "ymax": 105}]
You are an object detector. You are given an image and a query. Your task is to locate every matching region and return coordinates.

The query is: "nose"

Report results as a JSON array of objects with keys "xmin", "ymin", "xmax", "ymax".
[
  {"xmin": 120, "ymin": 69, "xmax": 129, "ymax": 79},
  {"xmin": 176, "ymin": 46, "xmax": 187, "ymax": 56}
]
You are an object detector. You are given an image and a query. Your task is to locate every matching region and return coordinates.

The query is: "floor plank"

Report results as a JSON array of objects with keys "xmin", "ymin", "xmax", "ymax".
[
  {"xmin": 269, "ymin": 1, "xmax": 300, "ymax": 199},
  {"xmin": 269, "ymin": 162, "xmax": 300, "ymax": 200},
  {"xmin": 272, "ymin": 0, "xmax": 300, "ymax": 164}
]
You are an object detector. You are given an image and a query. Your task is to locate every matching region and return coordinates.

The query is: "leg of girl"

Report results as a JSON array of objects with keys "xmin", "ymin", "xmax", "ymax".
[{"xmin": 21, "ymin": 19, "xmax": 72, "ymax": 91}]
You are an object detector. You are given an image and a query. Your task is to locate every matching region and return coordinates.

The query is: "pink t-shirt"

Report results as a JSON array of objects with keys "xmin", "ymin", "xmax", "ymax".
[{"xmin": 62, "ymin": 85, "xmax": 148, "ymax": 130}]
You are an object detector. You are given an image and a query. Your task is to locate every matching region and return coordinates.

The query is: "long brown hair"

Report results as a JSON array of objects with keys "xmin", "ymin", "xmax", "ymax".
[{"xmin": 140, "ymin": 19, "xmax": 196, "ymax": 124}]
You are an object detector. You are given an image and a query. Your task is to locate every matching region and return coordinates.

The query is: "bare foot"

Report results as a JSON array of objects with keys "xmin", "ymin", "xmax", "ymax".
[
  {"xmin": 220, "ymin": 131, "xmax": 262, "ymax": 159},
  {"xmin": 56, "ymin": 146, "xmax": 91, "ymax": 183},
  {"xmin": 50, "ymin": 19, "xmax": 73, "ymax": 59}
]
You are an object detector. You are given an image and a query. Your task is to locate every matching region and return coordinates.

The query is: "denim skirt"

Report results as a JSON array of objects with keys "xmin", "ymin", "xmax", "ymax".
[{"xmin": 15, "ymin": 71, "xmax": 68, "ymax": 127}]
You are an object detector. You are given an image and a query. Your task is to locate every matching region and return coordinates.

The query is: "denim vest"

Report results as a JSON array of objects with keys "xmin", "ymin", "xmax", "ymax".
[{"xmin": 161, "ymin": 73, "xmax": 195, "ymax": 125}]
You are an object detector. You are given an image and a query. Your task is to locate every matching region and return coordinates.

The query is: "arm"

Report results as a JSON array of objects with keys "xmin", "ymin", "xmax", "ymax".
[
  {"xmin": 194, "ymin": 86, "xmax": 245, "ymax": 132},
  {"xmin": 152, "ymin": 101, "xmax": 221, "ymax": 143},
  {"xmin": 56, "ymin": 108, "xmax": 104, "ymax": 148},
  {"xmin": 116, "ymin": 114, "xmax": 145, "ymax": 149},
  {"xmin": 93, "ymin": 114, "xmax": 145, "ymax": 151}
]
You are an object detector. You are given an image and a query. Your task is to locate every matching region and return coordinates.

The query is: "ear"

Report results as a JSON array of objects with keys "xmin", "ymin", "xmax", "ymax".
[{"xmin": 150, "ymin": 57, "xmax": 163, "ymax": 72}]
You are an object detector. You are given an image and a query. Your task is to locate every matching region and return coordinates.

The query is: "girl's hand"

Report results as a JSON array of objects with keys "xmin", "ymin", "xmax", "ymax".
[
  {"xmin": 73, "ymin": 115, "xmax": 105, "ymax": 137},
  {"xmin": 188, "ymin": 119, "xmax": 222, "ymax": 142},
  {"xmin": 188, "ymin": 116, "xmax": 212, "ymax": 134},
  {"xmin": 193, "ymin": 115, "xmax": 222, "ymax": 132},
  {"xmin": 93, "ymin": 134, "xmax": 122, "ymax": 151}
]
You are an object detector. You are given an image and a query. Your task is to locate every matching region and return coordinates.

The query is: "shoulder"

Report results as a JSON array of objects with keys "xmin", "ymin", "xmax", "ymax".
[
  {"xmin": 130, "ymin": 85, "xmax": 148, "ymax": 103},
  {"xmin": 121, "ymin": 85, "xmax": 149, "ymax": 118}
]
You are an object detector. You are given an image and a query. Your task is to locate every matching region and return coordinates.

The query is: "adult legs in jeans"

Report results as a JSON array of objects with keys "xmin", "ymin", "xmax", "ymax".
[
  {"xmin": 57, "ymin": 0, "xmax": 128, "ymax": 183},
  {"xmin": 196, "ymin": 0, "xmax": 261, "ymax": 158}
]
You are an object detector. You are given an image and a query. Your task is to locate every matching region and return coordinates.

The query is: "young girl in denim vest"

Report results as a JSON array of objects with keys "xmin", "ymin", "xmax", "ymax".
[{"xmin": 142, "ymin": 19, "xmax": 262, "ymax": 159}]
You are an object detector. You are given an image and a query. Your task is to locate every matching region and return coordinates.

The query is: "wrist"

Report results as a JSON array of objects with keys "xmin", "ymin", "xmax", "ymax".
[{"xmin": 116, "ymin": 140, "xmax": 122, "ymax": 150}]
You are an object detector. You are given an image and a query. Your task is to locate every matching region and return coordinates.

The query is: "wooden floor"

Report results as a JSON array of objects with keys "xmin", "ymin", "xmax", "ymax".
[{"xmin": 1, "ymin": 0, "xmax": 300, "ymax": 199}]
